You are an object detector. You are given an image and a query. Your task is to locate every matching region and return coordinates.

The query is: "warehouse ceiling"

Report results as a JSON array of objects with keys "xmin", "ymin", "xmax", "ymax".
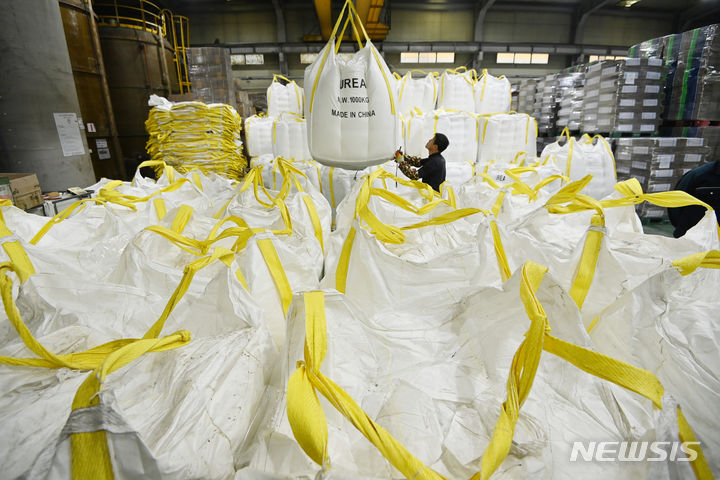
[
  {"xmin": 165, "ymin": 0, "xmax": 715, "ymax": 14},
  {"xmin": 161, "ymin": 0, "xmax": 720, "ymax": 42}
]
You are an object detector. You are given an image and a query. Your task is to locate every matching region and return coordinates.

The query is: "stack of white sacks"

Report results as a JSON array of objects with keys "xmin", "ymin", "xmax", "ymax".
[
  {"xmin": 2, "ymin": 159, "xmax": 718, "ymax": 480},
  {"xmin": 400, "ymin": 68, "xmax": 546, "ymax": 189}
]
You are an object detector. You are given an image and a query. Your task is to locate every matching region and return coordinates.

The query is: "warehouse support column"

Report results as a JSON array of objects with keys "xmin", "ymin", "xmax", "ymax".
[
  {"xmin": 272, "ymin": 0, "xmax": 289, "ymax": 76},
  {"xmin": 473, "ymin": 0, "xmax": 496, "ymax": 71},
  {"xmin": 0, "ymin": 0, "xmax": 97, "ymax": 191}
]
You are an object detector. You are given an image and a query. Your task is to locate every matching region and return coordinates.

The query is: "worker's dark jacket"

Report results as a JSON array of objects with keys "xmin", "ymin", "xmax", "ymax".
[
  {"xmin": 668, "ymin": 160, "xmax": 720, "ymax": 237},
  {"xmin": 418, "ymin": 152, "xmax": 446, "ymax": 192}
]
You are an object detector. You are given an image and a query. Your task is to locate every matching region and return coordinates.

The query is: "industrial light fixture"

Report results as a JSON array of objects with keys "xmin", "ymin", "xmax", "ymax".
[{"xmin": 616, "ymin": 0, "xmax": 641, "ymax": 7}]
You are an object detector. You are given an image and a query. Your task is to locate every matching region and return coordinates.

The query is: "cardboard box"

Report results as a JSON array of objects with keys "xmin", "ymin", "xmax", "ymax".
[{"xmin": 0, "ymin": 173, "xmax": 42, "ymax": 210}]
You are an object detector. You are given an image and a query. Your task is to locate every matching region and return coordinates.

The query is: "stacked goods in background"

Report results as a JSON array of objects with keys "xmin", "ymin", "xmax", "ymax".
[
  {"xmin": 664, "ymin": 24, "xmax": 720, "ymax": 121},
  {"xmin": 628, "ymin": 36, "xmax": 665, "ymax": 59},
  {"xmin": 662, "ymin": 125, "xmax": 720, "ymax": 160},
  {"xmin": 582, "ymin": 59, "xmax": 664, "ymax": 135},
  {"xmin": 582, "ymin": 60, "xmax": 621, "ymax": 134},
  {"xmin": 188, "ymin": 47, "xmax": 236, "ymax": 108},
  {"xmin": 614, "ymin": 137, "xmax": 709, "ymax": 218},
  {"xmin": 235, "ymin": 87, "xmax": 256, "ymax": 118},
  {"xmin": 556, "ymin": 71, "xmax": 584, "ymax": 133},
  {"xmin": 614, "ymin": 58, "xmax": 664, "ymax": 134},
  {"xmin": 533, "ymin": 74, "xmax": 558, "ymax": 137},
  {"xmin": 517, "ymin": 78, "xmax": 537, "ymax": 114},
  {"xmin": 145, "ymin": 96, "xmax": 247, "ymax": 179}
]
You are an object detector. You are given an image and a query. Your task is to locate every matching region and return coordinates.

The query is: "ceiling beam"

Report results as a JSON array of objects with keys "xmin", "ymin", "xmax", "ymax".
[
  {"xmin": 313, "ymin": 0, "xmax": 332, "ymax": 41},
  {"xmin": 219, "ymin": 40, "xmax": 630, "ymax": 58},
  {"xmin": 678, "ymin": 3, "xmax": 720, "ymax": 32},
  {"xmin": 355, "ymin": 0, "xmax": 371, "ymax": 27}
]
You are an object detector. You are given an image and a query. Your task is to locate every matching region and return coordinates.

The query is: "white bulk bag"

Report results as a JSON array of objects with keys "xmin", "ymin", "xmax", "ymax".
[
  {"xmin": 248, "ymin": 266, "xmax": 685, "ymax": 479},
  {"xmin": 474, "ymin": 69, "xmax": 511, "ymax": 114},
  {"xmin": 304, "ymin": 1, "xmax": 398, "ymax": 169},
  {"xmin": 541, "ymin": 131, "xmax": 617, "ymax": 199},
  {"xmin": 1, "ymin": 255, "xmax": 277, "ymax": 479},
  {"xmin": 589, "ymin": 264, "xmax": 720, "ymax": 474},
  {"xmin": 403, "ymin": 109, "xmax": 478, "ymax": 164},
  {"xmin": 396, "ymin": 71, "xmax": 437, "ymax": 116},
  {"xmin": 266, "ymin": 74, "xmax": 304, "ymax": 117},
  {"xmin": 444, "ymin": 160, "xmax": 474, "ymax": 187},
  {"xmin": 245, "ymin": 115, "xmax": 275, "ymax": 158},
  {"xmin": 271, "ymin": 113, "xmax": 312, "ymax": 161},
  {"xmin": 477, "ymin": 113, "xmax": 537, "ymax": 164},
  {"xmin": 402, "ymin": 110, "xmax": 434, "ymax": 158},
  {"xmin": 436, "ymin": 68, "xmax": 476, "ymax": 112}
]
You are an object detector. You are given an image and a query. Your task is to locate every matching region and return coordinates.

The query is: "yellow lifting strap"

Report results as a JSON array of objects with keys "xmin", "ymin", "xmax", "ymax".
[{"xmin": 288, "ymin": 262, "xmax": 715, "ymax": 480}]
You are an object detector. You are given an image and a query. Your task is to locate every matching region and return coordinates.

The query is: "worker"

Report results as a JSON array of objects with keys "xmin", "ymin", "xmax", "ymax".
[
  {"xmin": 667, "ymin": 159, "xmax": 720, "ymax": 237},
  {"xmin": 394, "ymin": 133, "xmax": 449, "ymax": 192}
]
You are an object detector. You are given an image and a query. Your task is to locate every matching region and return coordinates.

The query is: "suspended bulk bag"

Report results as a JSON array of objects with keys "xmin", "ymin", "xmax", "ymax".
[
  {"xmin": 474, "ymin": 69, "xmax": 511, "ymax": 114},
  {"xmin": 477, "ymin": 112, "xmax": 537, "ymax": 165},
  {"xmin": 304, "ymin": 0, "xmax": 398, "ymax": 170},
  {"xmin": 436, "ymin": 67, "xmax": 476, "ymax": 112},
  {"xmin": 396, "ymin": 71, "xmax": 438, "ymax": 116},
  {"xmin": 541, "ymin": 129, "xmax": 617, "ymax": 199},
  {"xmin": 272, "ymin": 113, "xmax": 312, "ymax": 161},
  {"xmin": 244, "ymin": 114, "xmax": 275, "ymax": 158},
  {"xmin": 266, "ymin": 74, "xmax": 304, "ymax": 117}
]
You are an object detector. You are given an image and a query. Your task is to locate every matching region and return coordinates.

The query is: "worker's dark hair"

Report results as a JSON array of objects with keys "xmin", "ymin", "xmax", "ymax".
[{"xmin": 434, "ymin": 133, "xmax": 449, "ymax": 153}]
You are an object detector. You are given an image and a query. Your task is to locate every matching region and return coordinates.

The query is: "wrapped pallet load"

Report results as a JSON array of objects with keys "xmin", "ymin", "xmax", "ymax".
[
  {"xmin": 304, "ymin": 0, "xmax": 399, "ymax": 169},
  {"xmin": 272, "ymin": 112, "xmax": 312, "ymax": 161},
  {"xmin": 267, "ymin": 74, "xmax": 304, "ymax": 117},
  {"xmin": 396, "ymin": 70, "xmax": 438, "ymax": 116},
  {"xmin": 476, "ymin": 112, "xmax": 537, "ymax": 165},
  {"xmin": 245, "ymin": 114, "xmax": 275, "ymax": 158},
  {"xmin": 474, "ymin": 69, "xmax": 512, "ymax": 114},
  {"xmin": 436, "ymin": 67, "xmax": 476, "ymax": 112},
  {"xmin": 542, "ymin": 128, "xmax": 617, "ymax": 199}
]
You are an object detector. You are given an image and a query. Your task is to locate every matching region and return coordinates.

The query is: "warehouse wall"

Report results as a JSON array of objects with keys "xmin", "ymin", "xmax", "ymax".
[
  {"xmin": 483, "ymin": 11, "xmax": 573, "ymax": 43},
  {"xmin": 190, "ymin": 11, "xmax": 277, "ymax": 44},
  {"xmin": 582, "ymin": 14, "xmax": 674, "ymax": 46},
  {"xmin": 184, "ymin": 5, "xmax": 678, "ymax": 99},
  {"xmin": 384, "ymin": 10, "xmax": 472, "ymax": 42}
]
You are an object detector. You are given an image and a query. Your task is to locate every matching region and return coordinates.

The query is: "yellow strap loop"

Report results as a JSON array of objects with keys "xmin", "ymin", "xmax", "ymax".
[
  {"xmin": 257, "ymin": 237, "xmax": 293, "ymax": 315},
  {"xmin": 30, "ymin": 199, "xmax": 108, "ymax": 245},
  {"xmin": 335, "ymin": 227, "xmax": 356, "ymax": 294},
  {"xmin": 672, "ymin": 250, "xmax": 720, "ymax": 276},
  {"xmin": 568, "ymin": 214, "xmax": 605, "ymax": 310},
  {"xmin": 678, "ymin": 407, "xmax": 715, "ymax": 480}
]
